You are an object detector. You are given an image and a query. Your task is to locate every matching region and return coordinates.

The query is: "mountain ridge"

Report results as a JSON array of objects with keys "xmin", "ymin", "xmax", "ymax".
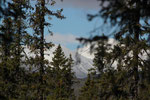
[{"xmin": 24, "ymin": 44, "xmax": 94, "ymax": 79}]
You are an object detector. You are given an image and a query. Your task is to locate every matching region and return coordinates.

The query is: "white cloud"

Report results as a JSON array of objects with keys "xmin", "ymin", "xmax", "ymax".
[
  {"xmin": 54, "ymin": 0, "xmax": 100, "ymax": 10},
  {"xmin": 45, "ymin": 33, "xmax": 79, "ymax": 46}
]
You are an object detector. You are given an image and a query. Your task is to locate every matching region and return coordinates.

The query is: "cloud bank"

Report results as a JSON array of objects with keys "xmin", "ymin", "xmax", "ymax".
[
  {"xmin": 45, "ymin": 33, "xmax": 79, "ymax": 46},
  {"xmin": 55, "ymin": 0, "xmax": 100, "ymax": 10}
]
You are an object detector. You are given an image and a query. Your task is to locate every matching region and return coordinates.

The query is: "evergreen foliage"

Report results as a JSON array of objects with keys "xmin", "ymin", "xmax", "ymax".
[
  {"xmin": 0, "ymin": 0, "xmax": 30, "ymax": 99},
  {"xmin": 78, "ymin": 73, "xmax": 99, "ymax": 100},
  {"xmin": 1, "ymin": 0, "xmax": 150, "ymax": 99},
  {"xmin": 47, "ymin": 45, "xmax": 75, "ymax": 100},
  {"xmin": 79, "ymin": 0, "xmax": 150, "ymax": 100},
  {"xmin": 93, "ymin": 39, "xmax": 111, "ymax": 74},
  {"xmin": 0, "ymin": 0, "xmax": 75, "ymax": 99},
  {"xmin": 28, "ymin": 0, "xmax": 65, "ymax": 99}
]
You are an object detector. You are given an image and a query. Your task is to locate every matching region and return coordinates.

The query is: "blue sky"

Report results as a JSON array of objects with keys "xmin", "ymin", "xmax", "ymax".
[
  {"xmin": 4, "ymin": 0, "xmax": 109, "ymax": 50},
  {"xmin": 44, "ymin": 0, "xmax": 104, "ymax": 50}
]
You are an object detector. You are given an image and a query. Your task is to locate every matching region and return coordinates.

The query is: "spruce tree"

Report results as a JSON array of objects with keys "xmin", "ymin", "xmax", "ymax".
[
  {"xmin": 9, "ymin": 0, "xmax": 30, "ymax": 99},
  {"xmin": 28, "ymin": 0, "xmax": 65, "ymax": 99},
  {"xmin": 0, "ymin": 17, "xmax": 13, "ymax": 60},
  {"xmin": 0, "ymin": 0, "xmax": 31, "ymax": 99},
  {"xmin": 78, "ymin": 73, "xmax": 99, "ymax": 100},
  {"xmin": 84, "ymin": 0, "xmax": 150, "ymax": 99},
  {"xmin": 93, "ymin": 39, "xmax": 111, "ymax": 74},
  {"xmin": 47, "ymin": 45, "xmax": 75, "ymax": 100},
  {"xmin": 0, "ymin": 17, "xmax": 15, "ymax": 99}
]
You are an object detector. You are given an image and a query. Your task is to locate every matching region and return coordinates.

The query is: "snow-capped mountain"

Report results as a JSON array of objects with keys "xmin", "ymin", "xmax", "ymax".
[
  {"xmin": 77, "ymin": 38, "xmax": 118, "ymax": 60},
  {"xmin": 77, "ymin": 38, "xmax": 149, "ymax": 71},
  {"xmin": 24, "ymin": 38, "xmax": 150, "ymax": 79},
  {"xmin": 25, "ymin": 44, "xmax": 94, "ymax": 79},
  {"xmin": 45, "ymin": 45, "xmax": 94, "ymax": 78},
  {"xmin": 24, "ymin": 38, "xmax": 149, "ymax": 79},
  {"xmin": 77, "ymin": 38, "xmax": 119, "ymax": 70},
  {"xmin": 46, "ymin": 39, "xmax": 117, "ymax": 78}
]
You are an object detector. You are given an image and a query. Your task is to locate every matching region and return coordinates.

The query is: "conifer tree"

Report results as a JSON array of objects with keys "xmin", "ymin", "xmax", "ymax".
[
  {"xmin": 47, "ymin": 45, "xmax": 75, "ymax": 100},
  {"xmin": 93, "ymin": 39, "xmax": 111, "ymax": 74},
  {"xmin": 28, "ymin": 0, "xmax": 65, "ymax": 99},
  {"xmin": 83, "ymin": 0, "xmax": 150, "ymax": 99},
  {"xmin": 0, "ymin": 0, "xmax": 67, "ymax": 99},
  {"xmin": 9, "ymin": 0, "xmax": 30, "ymax": 98},
  {"xmin": 0, "ymin": 17, "xmax": 13, "ymax": 60},
  {"xmin": 78, "ymin": 73, "xmax": 99, "ymax": 100},
  {"xmin": 137, "ymin": 57, "xmax": 150, "ymax": 99},
  {"xmin": 0, "ymin": 0, "xmax": 31, "ymax": 99},
  {"xmin": 0, "ymin": 17, "xmax": 15, "ymax": 99}
]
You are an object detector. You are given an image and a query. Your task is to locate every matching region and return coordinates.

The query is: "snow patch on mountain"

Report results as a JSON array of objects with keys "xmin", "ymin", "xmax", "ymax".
[
  {"xmin": 77, "ymin": 38, "xmax": 150, "ymax": 71},
  {"xmin": 77, "ymin": 38, "xmax": 118, "ymax": 59},
  {"xmin": 24, "ymin": 38, "xmax": 149, "ymax": 79},
  {"xmin": 24, "ymin": 44, "xmax": 94, "ymax": 79}
]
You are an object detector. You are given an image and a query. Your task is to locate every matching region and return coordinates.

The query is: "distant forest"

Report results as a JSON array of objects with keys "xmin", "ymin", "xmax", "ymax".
[{"xmin": 0, "ymin": 0, "xmax": 150, "ymax": 100}]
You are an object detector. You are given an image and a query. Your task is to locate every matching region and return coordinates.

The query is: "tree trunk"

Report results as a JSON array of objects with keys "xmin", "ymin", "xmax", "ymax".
[
  {"xmin": 39, "ymin": 0, "xmax": 45, "ymax": 99},
  {"xmin": 132, "ymin": 1, "xmax": 140, "ymax": 100}
]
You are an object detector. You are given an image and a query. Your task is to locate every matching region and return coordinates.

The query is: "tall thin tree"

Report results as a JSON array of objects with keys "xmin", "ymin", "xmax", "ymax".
[{"xmin": 29, "ymin": 0, "xmax": 64, "ymax": 99}]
